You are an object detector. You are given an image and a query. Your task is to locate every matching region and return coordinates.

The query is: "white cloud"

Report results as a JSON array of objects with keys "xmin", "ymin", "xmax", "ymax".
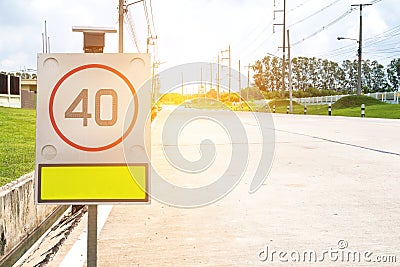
[
  {"xmin": 0, "ymin": 0, "xmax": 398, "ymax": 73},
  {"xmin": 364, "ymin": 7, "xmax": 388, "ymax": 37}
]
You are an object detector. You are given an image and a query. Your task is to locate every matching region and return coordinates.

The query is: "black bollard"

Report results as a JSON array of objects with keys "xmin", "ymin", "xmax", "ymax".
[
  {"xmin": 361, "ymin": 104, "xmax": 365, "ymax": 118},
  {"xmin": 328, "ymin": 103, "xmax": 332, "ymax": 116}
]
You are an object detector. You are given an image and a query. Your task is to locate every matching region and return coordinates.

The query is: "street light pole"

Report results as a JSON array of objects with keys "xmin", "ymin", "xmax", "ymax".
[
  {"xmin": 357, "ymin": 13, "xmax": 362, "ymax": 95},
  {"xmin": 357, "ymin": 5, "xmax": 363, "ymax": 95},
  {"xmin": 337, "ymin": 36, "xmax": 361, "ymax": 94},
  {"xmin": 351, "ymin": 3, "xmax": 372, "ymax": 95}
]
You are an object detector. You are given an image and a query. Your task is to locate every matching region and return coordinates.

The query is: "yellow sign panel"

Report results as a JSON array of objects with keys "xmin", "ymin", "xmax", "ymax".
[{"xmin": 38, "ymin": 164, "xmax": 148, "ymax": 203}]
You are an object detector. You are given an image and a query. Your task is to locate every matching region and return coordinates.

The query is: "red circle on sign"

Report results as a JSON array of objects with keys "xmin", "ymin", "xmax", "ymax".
[{"xmin": 49, "ymin": 64, "xmax": 139, "ymax": 152}]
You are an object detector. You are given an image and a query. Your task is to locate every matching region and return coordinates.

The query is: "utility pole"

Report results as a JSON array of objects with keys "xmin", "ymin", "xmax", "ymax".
[
  {"xmin": 247, "ymin": 64, "xmax": 250, "ymax": 101},
  {"xmin": 210, "ymin": 62, "xmax": 213, "ymax": 103},
  {"xmin": 351, "ymin": 3, "xmax": 372, "ymax": 95},
  {"xmin": 199, "ymin": 66, "xmax": 202, "ymax": 103},
  {"xmin": 228, "ymin": 45, "xmax": 231, "ymax": 101},
  {"xmin": 204, "ymin": 66, "xmax": 206, "ymax": 101},
  {"xmin": 282, "ymin": 0, "xmax": 286, "ymax": 99},
  {"xmin": 221, "ymin": 45, "xmax": 231, "ymax": 101},
  {"xmin": 181, "ymin": 72, "xmax": 184, "ymax": 99},
  {"xmin": 217, "ymin": 54, "xmax": 220, "ymax": 101},
  {"xmin": 118, "ymin": 0, "xmax": 124, "ymax": 53},
  {"xmin": 273, "ymin": 0, "xmax": 286, "ymax": 99},
  {"xmin": 210, "ymin": 62, "xmax": 213, "ymax": 91},
  {"xmin": 287, "ymin": 29, "xmax": 293, "ymax": 114},
  {"xmin": 238, "ymin": 60, "xmax": 241, "ymax": 100},
  {"xmin": 152, "ymin": 62, "xmax": 155, "ymax": 101}
]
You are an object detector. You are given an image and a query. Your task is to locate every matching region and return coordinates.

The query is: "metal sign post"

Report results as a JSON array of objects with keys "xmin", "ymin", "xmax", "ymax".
[
  {"xmin": 75, "ymin": 27, "xmax": 113, "ymax": 267},
  {"xmin": 87, "ymin": 205, "xmax": 98, "ymax": 267}
]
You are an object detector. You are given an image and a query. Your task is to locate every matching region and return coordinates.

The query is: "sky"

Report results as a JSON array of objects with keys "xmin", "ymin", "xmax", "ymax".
[{"xmin": 0, "ymin": 0, "xmax": 398, "ymax": 76}]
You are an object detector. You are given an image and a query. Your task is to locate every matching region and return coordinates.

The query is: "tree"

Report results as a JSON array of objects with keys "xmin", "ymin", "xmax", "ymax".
[
  {"xmin": 362, "ymin": 59, "xmax": 372, "ymax": 92},
  {"xmin": 340, "ymin": 60, "xmax": 358, "ymax": 92},
  {"xmin": 21, "ymin": 72, "xmax": 31, "ymax": 79},
  {"xmin": 252, "ymin": 60, "xmax": 265, "ymax": 92},
  {"xmin": 206, "ymin": 89, "xmax": 217, "ymax": 99},
  {"xmin": 252, "ymin": 54, "xmax": 396, "ymax": 96},
  {"xmin": 387, "ymin": 58, "xmax": 400, "ymax": 91},
  {"xmin": 370, "ymin": 60, "xmax": 387, "ymax": 92},
  {"xmin": 270, "ymin": 56, "xmax": 282, "ymax": 92}
]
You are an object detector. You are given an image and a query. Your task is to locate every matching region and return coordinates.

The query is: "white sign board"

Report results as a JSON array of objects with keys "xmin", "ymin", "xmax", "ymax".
[{"xmin": 35, "ymin": 54, "xmax": 151, "ymax": 204}]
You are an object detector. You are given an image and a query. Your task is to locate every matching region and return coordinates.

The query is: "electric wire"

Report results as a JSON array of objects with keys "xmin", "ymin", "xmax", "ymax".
[
  {"xmin": 149, "ymin": 0, "xmax": 157, "ymax": 35},
  {"xmin": 125, "ymin": 9, "xmax": 142, "ymax": 52},
  {"xmin": 288, "ymin": 0, "xmax": 315, "ymax": 13},
  {"xmin": 143, "ymin": 0, "xmax": 152, "ymax": 36},
  {"xmin": 292, "ymin": 8, "xmax": 354, "ymax": 46},
  {"xmin": 288, "ymin": 0, "xmax": 344, "ymax": 28},
  {"xmin": 312, "ymin": 23, "xmax": 400, "ymax": 61}
]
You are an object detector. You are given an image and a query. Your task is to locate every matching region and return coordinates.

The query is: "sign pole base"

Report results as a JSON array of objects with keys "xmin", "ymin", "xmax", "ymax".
[{"xmin": 87, "ymin": 205, "xmax": 98, "ymax": 267}]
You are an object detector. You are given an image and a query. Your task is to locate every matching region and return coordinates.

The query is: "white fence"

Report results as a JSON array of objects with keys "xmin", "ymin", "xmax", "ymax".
[
  {"xmin": 293, "ymin": 95, "xmax": 347, "ymax": 105},
  {"xmin": 366, "ymin": 92, "xmax": 399, "ymax": 104},
  {"xmin": 293, "ymin": 91, "xmax": 400, "ymax": 105},
  {"xmin": 0, "ymin": 94, "xmax": 21, "ymax": 108}
]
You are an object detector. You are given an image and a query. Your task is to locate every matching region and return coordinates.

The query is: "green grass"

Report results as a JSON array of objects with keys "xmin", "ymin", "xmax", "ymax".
[
  {"xmin": 266, "ymin": 96, "xmax": 400, "ymax": 119},
  {"xmin": 267, "ymin": 99, "xmax": 303, "ymax": 113},
  {"xmin": 190, "ymin": 96, "xmax": 400, "ymax": 119},
  {"xmin": 332, "ymin": 95, "xmax": 384, "ymax": 109},
  {"xmin": 331, "ymin": 104, "xmax": 400, "ymax": 119},
  {"xmin": 0, "ymin": 107, "xmax": 36, "ymax": 187},
  {"xmin": 190, "ymin": 99, "xmax": 231, "ymax": 110}
]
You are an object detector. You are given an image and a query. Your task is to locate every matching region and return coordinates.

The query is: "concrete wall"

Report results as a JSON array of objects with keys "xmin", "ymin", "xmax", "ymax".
[
  {"xmin": 0, "ymin": 172, "xmax": 59, "ymax": 261},
  {"xmin": 21, "ymin": 90, "xmax": 35, "ymax": 109}
]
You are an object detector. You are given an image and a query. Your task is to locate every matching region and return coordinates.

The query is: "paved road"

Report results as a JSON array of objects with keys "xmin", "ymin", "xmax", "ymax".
[{"xmin": 50, "ymin": 110, "xmax": 400, "ymax": 266}]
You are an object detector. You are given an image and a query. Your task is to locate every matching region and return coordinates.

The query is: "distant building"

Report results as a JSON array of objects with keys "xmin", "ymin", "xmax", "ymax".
[
  {"xmin": 21, "ymin": 78, "xmax": 37, "ymax": 92},
  {"xmin": 0, "ymin": 74, "xmax": 37, "ymax": 108}
]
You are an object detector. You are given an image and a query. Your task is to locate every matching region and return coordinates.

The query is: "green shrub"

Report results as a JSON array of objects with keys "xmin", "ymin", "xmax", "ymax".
[{"xmin": 332, "ymin": 95, "xmax": 385, "ymax": 109}]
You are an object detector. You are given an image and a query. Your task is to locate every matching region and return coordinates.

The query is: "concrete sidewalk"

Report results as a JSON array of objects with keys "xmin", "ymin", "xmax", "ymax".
[{"xmin": 56, "ymin": 112, "xmax": 400, "ymax": 266}]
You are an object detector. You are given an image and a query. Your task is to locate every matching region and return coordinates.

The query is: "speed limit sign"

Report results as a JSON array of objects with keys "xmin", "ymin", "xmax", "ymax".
[{"xmin": 35, "ymin": 54, "xmax": 150, "ymax": 204}]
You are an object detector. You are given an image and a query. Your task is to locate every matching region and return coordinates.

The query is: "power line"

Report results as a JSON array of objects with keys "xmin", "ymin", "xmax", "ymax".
[
  {"xmin": 141, "ymin": 0, "xmax": 159, "ymax": 54},
  {"xmin": 292, "ymin": 8, "xmax": 354, "ymax": 46},
  {"xmin": 306, "ymin": 23, "xmax": 400, "ymax": 62},
  {"xmin": 123, "ymin": 0, "xmax": 158, "ymax": 55},
  {"xmin": 288, "ymin": 0, "xmax": 315, "ymax": 13},
  {"xmin": 149, "ymin": 0, "xmax": 157, "ymax": 34},
  {"xmin": 363, "ymin": 25, "xmax": 400, "ymax": 48},
  {"xmin": 288, "ymin": 0, "xmax": 344, "ymax": 28},
  {"xmin": 125, "ymin": 9, "xmax": 142, "ymax": 52},
  {"xmin": 239, "ymin": 0, "xmax": 346, "ymax": 64},
  {"xmin": 142, "ymin": 0, "xmax": 152, "ymax": 36}
]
